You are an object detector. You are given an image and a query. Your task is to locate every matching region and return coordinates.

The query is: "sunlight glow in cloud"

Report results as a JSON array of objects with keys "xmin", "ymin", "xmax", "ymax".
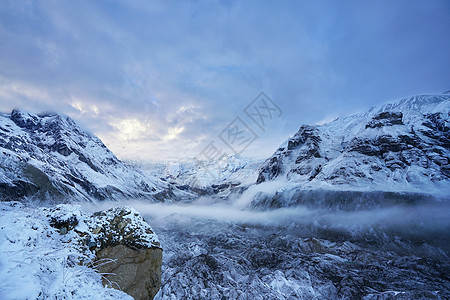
[
  {"xmin": 164, "ymin": 126, "xmax": 185, "ymax": 141},
  {"xmin": 112, "ymin": 118, "xmax": 151, "ymax": 141}
]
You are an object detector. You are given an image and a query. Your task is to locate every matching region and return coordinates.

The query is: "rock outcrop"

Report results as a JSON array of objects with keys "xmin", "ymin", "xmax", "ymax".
[
  {"xmin": 89, "ymin": 207, "xmax": 162, "ymax": 300},
  {"xmin": 47, "ymin": 205, "xmax": 162, "ymax": 300}
]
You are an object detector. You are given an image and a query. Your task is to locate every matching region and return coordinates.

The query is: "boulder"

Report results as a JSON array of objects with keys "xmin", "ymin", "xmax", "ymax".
[
  {"xmin": 89, "ymin": 207, "xmax": 162, "ymax": 300},
  {"xmin": 47, "ymin": 205, "xmax": 162, "ymax": 300}
]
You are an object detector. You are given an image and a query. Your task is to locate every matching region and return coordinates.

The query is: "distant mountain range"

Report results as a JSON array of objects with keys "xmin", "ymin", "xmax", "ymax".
[{"xmin": 128, "ymin": 155, "xmax": 262, "ymax": 195}]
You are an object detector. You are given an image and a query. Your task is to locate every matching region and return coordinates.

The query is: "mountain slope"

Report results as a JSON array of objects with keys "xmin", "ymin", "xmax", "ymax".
[
  {"xmin": 0, "ymin": 109, "xmax": 167, "ymax": 202},
  {"xmin": 257, "ymin": 94, "xmax": 450, "ymax": 195}
]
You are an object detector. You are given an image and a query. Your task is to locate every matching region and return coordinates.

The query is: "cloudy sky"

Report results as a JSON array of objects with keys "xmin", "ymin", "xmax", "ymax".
[{"xmin": 0, "ymin": 0, "xmax": 449, "ymax": 161}]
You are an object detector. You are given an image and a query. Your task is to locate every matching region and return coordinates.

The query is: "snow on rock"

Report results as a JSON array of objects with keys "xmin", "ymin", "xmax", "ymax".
[
  {"xmin": 88, "ymin": 206, "xmax": 161, "ymax": 249},
  {"xmin": 0, "ymin": 202, "xmax": 162, "ymax": 300}
]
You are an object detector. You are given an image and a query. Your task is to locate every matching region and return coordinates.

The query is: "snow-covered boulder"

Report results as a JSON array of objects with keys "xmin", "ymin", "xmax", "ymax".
[
  {"xmin": 47, "ymin": 205, "xmax": 163, "ymax": 300},
  {"xmin": 0, "ymin": 202, "xmax": 162, "ymax": 300}
]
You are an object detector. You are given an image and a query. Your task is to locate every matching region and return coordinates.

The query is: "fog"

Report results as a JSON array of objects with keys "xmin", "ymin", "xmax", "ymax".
[{"xmin": 80, "ymin": 195, "xmax": 450, "ymax": 239}]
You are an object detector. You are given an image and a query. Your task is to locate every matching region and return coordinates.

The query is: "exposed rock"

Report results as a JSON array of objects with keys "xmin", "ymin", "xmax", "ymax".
[
  {"xmin": 87, "ymin": 207, "xmax": 162, "ymax": 299},
  {"xmin": 257, "ymin": 125, "xmax": 322, "ymax": 183},
  {"xmin": 10, "ymin": 109, "xmax": 39, "ymax": 130},
  {"xmin": 250, "ymin": 189, "xmax": 436, "ymax": 211},
  {"xmin": 365, "ymin": 111, "xmax": 404, "ymax": 128},
  {"xmin": 96, "ymin": 245, "xmax": 162, "ymax": 300}
]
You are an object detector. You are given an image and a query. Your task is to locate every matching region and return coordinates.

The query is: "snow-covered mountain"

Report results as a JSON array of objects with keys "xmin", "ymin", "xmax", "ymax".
[
  {"xmin": 257, "ymin": 94, "xmax": 450, "ymax": 195},
  {"xmin": 0, "ymin": 109, "xmax": 169, "ymax": 202},
  {"xmin": 129, "ymin": 155, "xmax": 262, "ymax": 196}
]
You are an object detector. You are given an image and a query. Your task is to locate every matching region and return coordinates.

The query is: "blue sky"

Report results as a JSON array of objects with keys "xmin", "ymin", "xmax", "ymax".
[{"xmin": 0, "ymin": 0, "xmax": 449, "ymax": 160}]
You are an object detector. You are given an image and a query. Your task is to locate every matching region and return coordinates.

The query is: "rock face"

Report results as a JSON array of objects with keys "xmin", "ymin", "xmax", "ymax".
[
  {"xmin": 257, "ymin": 94, "xmax": 450, "ymax": 194},
  {"xmin": 365, "ymin": 111, "xmax": 404, "ymax": 128},
  {"xmin": 96, "ymin": 245, "xmax": 162, "ymax": 300},
  {"xmin": 47, "ymin": 205, "xmax": 162, "ymax": 299},
  {"xmin": 0, "ymin": 109, "xmax": 169, "ymax": 202}
]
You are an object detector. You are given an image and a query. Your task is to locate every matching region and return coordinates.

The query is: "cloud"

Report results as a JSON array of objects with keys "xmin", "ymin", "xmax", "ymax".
[
  {"xmin": 0, "ymin": 0, "xmax": 449, "ymax": 160},
  {"xmin": 164, "ymin": 126, "xmax": 185, "ymax": 141},
  {"xmin": 70, "ymin": 101, "xmax": 99, "ymax": 116},
  {"xmin": 112, "ymin": 118, "xmax": 152, "ymax": 141}
]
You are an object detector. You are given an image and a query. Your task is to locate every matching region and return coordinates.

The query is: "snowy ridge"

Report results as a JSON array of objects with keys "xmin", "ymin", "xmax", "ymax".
[
  {"xmin": 257, "ymin": 94, "xmax": 450, "ymax": 195},
  {"xmin": 0, "ymin": 109, "xmax": 170, "ymax": 202}
]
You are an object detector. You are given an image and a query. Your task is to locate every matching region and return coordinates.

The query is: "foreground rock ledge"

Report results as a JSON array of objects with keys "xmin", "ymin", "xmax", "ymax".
[{"xmin": 48, "ymin": 205, "xmax": 162, "ymax": 300}]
